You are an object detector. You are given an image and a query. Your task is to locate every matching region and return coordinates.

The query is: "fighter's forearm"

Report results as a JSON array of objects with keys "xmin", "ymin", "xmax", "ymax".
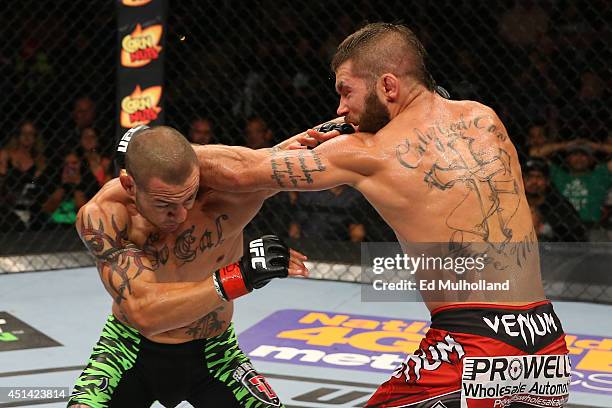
[
  {"xmin": 529, "ymin": 142, "xmax": 567, "ymax": 158},
  {"xmin": 128, "ymin": 275, "xmax": 225, "ymax": 336}
]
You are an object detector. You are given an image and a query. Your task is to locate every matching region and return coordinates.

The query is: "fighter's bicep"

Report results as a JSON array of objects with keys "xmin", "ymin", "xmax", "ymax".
[
  {"xmin": 77, "ymin": 204, "xmax": 155, "ymax": 304},
  {"xmin": 94, "ymin": 245, "xmax": 155, "ymax": 304}
]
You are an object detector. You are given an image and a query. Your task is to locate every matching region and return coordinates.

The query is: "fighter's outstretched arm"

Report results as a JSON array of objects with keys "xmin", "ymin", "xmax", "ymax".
[{"xmin": 196, "ymin": 132, "xmax": 379, "ymax": 192}]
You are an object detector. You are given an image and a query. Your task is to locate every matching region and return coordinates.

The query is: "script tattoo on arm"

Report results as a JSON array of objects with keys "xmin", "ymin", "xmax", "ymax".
[
  {"xmin": 185, "ymin": 306, "xmax": 225, "ymax": 339},
  {"xmin": 79, "ymin": 214, "xmax": 154, "ymax": 305},
  {"xmin": 270, "ymin": 149, "xmax": 326, "ymax": 188}
]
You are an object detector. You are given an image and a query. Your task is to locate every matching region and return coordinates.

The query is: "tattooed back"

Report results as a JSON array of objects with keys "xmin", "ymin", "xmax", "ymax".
[{"xmin": 349, "ymin": 98, "xmax": 545, "ymax": 308}]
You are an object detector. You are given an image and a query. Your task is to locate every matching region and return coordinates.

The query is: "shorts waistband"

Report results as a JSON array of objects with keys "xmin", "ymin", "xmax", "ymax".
[
  {"xmin": 108, "ymin": 314, "xmax": 234, "ymax": 354},
  {"xmin": 431, "ymin": 300, "xmax": 552, "ymax": 317},
  {"xmin": 429, "ymin": 300, "xmax": 564, "ymax": 354}
]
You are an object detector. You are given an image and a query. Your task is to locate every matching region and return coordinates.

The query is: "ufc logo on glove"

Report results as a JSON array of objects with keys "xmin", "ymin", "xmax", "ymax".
[{"xmin": 249, "ymin": 239, "xmax": 267, "ymax": 269}]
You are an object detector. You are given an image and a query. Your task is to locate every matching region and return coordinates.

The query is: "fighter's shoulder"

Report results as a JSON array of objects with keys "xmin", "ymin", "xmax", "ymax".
[
  {"xmin": 449, "ymin": 100, "xmax": 511, "ymax": 141},
  {"xmin": 317, "ymin": 132, "xmax": 379, "ymax": 155},
  {"xmin": 312, "ymin": 133, "xmax": 382, "ymax": 176},
  {"xmin": 450, "ymin": 99, "xmax": 501, "ymax": 120},
  {"xmin": 77, "ymin": 180, "xmax": 130, "ymax": 232},
  {"xmin": 318, "ymin": 132, "xmax": 382, "ymax": 162}
]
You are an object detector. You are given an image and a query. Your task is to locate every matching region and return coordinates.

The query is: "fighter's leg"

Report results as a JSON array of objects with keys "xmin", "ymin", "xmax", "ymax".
[
  {"xmin": 67, "ymin": 315, "xmax": 155, "ymax": 408},
  {"xmin": 187, "ymin": 323, "xmax": 284, "ymax": 408}
]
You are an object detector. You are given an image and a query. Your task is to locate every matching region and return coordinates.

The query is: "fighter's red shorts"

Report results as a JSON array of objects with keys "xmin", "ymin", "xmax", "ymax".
[{"xmin": 366, "ymin": 301, "xmax": 570, "ymax": 408}]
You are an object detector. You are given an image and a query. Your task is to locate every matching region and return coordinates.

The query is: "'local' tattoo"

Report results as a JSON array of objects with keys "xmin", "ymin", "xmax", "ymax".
[
  {"xmin": 143, "ymin": 232, "xmax": 169, "ymax": 268},
  {"xmin": 172, "ymin": 214, "xmax": 229, "ymax": 265}
]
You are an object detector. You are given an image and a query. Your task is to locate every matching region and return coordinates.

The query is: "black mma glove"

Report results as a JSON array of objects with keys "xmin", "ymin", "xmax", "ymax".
[
  {"xmin": 212, "ymin": 235, "xmax": 290, "ymax": 301},
  {"xmin": 316, "ymin": 122, "xmax": 356, "ymax": 134},
  {"xmin": 435, "ymin": 85, "xmax": 451, "ymax": 99}
]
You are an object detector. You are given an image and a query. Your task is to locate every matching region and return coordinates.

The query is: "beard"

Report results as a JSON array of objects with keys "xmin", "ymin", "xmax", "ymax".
[{"xmin": 355, "ymin": 89, "xmax": 391, "ymax": 133}]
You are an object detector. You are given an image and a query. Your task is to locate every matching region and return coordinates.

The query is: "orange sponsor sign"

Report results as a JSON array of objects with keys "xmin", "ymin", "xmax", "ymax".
[
  {"xmin": 121, "ymin": 0, "xmax": 153, "ymax": 6},
  {"xmin": 121, "ymin": 24, "xmax": 163, "ymax": 68},
  {"xmin": 120, "ymin": 85, "xmax": 163, "ymax": 128}
]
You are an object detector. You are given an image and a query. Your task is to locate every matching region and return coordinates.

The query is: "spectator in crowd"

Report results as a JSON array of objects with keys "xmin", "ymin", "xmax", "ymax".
[
  {"xmin": 528, "ymin": 132, "xmax": 612, "ymax": 162},
  {"xmin": 245, "ymin": 116, "xmax": 274, "ymax": 148},
  {"xmin": 39, "ymin": 151, "xmax": 98, "ymax": 230},
  {"xmin": 72, "ymin": 96, "xmax": 97, "ymax": 135},
  {"xmin": 292, "ymin": 186, "xmax": 370, "ymax": 242},
  {"xmin": 498, "ymin": 0, "xmax": 550, "ymax": 49},
  {"xmin": 550, "ymin": 143, "xmax": 612, "ymax": 240},
  {"xmin": 240, "ymin": 116, "xmax": 297, "ymax": 239},
  {"xmin": 188, "ymin": 117, "xmax": 215, "ymax": 145},
  {"xmin": 0, "ymin": 120, "xmax": 46, "ymax": 230},
  {"xmin": 519, "ymin": 50, "xmax": 560, "ymax": 109},
  {"xmin": 524, "ymin": 123, "xmax": 552, "ymax": 159},
  {"xmin": 559, "ymin": 71, "xmax": 609, "ymax": 141},
  {"xmin": 448, "ymin": 48, "xmax": 483, "ymax": 101},
  {"xmin": 51, "ymin": 96, "xmax": 98, "ymax": 164},
  {"xmin": 0, "ymin": 120, "xmax": 46, "ymax": 179},
  {"xmin": 523, "ymin": 157, "xmax": 587, "ymax": 242},
  {"xmin": 79, "ymin": 127, "xmax": 111, "ymax": 187}
]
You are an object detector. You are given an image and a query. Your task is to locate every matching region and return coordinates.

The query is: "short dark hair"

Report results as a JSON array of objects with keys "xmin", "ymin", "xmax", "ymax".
[
  {"xmin": 523, "ymin": 157, "xmax": 550, "ymax": 177},
  {"xmin": 331, "ymin": 22, "xmax": 435, "ymax": 90},
  {"xmin": 125, "ymin": 126, "xmax": 198, "ymax": 188}
]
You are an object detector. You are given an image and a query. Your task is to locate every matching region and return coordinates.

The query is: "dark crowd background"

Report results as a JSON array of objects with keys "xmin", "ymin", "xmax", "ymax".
[{"xmin": 0, "ymin": 1, "xmax": 610, "ymax": 271}]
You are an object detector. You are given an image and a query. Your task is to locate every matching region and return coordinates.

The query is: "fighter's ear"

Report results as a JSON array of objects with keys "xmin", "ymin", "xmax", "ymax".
[
  {"xmin": 380, "ymin": 73, "xmax": 399, "ymax": 102},
  {"xmin": 119, "ymin": 171, "xmax": 136, "ymax": 196}
]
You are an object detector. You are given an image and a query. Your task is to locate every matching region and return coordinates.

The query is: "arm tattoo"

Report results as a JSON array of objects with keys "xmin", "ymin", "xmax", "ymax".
[
  {"xmin": 185, "ymin": 306, "xmax": 225, "ymax": 339},
  {"xmin": 270, "ymin": 149, "xmax": 326, "ymax": 188},
  {"xmin": 80, "ymin": 214, "xmax": 154, "ymax": 305}
]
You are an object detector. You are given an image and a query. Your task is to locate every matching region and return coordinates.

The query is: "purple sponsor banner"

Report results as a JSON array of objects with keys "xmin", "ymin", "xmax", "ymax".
[{"xmin": 238, "ymin": 309, "xmax": 612, "ymax": 396}]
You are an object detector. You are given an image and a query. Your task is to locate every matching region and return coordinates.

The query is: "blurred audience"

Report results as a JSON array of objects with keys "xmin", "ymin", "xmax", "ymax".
[
  {"xmin": 0, "ymin": 120, "xmax": 46, "ymax": 230},
  {"xmin": 39, "ymin": 151, "xmax": 98, "ymax": 229},
  {"xmin": 550, "ymin": 143, "xmax": 611, "ymax": 240},
  {"xmin": 292, "ymin": 186, "xmax": 370, "ymax": 242},
  {"xmin": 498, "ymin": 0, "xmax": 549, "ymax": 49},
  {"xmin": 78, "ymin": 127, "xmax": 111, "ymax": 187},
  {"xmin": 242, "ymin": 117, "xmax": 296, "ymax": 239},
  {"xmin": 188, "ymin": 117, "xmax": 215, "ymax": 145},
  {"xmin": 245, "ymin": 116, "xmax": 274, "ymax": 149},
  {"xmin": 72, "ymin": 96, "xmax": 97, "ymax": 135},
  {"xmin": 2, "ymin": 0, "xmax": 611, "ymax": 245},
  {"xmin": 523, "ymin": 157, "xmax": 587, "ymax": 242}
]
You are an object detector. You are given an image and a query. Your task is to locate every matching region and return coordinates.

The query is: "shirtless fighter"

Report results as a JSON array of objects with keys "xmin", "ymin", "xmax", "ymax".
[
  {"xmin": 196, "ymin": 23, "xmax": 570, "ymax": 407},
  {"xmin": 67, "ymin": 126, "xmax": 308, "ymax": 408}
]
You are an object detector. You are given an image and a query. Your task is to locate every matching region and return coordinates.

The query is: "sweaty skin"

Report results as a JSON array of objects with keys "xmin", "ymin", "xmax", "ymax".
[
  {"xmin": 196, "ymin": 92, "xmax": 544, "ymax": 312},
  {"xmin": 77, "ymin": 175, "xmax": 306, "ymax": 344}
]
